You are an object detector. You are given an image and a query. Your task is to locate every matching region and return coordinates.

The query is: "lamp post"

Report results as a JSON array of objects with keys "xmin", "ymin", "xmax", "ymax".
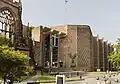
[{"xmin": 114, "ymin": 78, "xmax": 119, "ymax": 83}]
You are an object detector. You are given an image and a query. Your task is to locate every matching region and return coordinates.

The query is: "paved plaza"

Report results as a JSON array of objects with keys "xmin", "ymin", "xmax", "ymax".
[
  {"xmin": 1, "ymin": 72, "xmax": 120, "ymax": 84},
  {"xmin": 67, "ymin": 73, "xmax": 120, "ymax": 84},
  {"xmin": 40, "ymin": 73, "xmax": 120, "ymax": 84}
]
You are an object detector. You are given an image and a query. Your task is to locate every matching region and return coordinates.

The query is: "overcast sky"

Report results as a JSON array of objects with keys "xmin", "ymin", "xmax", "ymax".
[{"xmin": 22, "ymin": 0, "xmax": 120, "ymax": 44}]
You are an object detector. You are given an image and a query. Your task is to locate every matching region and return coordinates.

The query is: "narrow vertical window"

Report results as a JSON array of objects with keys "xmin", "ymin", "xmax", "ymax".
[
  {"xmin": 56, "ymin": 38, "xmax": 58, "ymax": 46},
  {"xmin": 52, "ymin": 37, "xmax": 54, "ymax": 46}
]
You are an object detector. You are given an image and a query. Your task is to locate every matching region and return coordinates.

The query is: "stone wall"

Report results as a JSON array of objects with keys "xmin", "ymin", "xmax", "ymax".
[
  {"xmin": 77, "ymin": 25, "xmax": 93, "ymax": 71},
  {"xmin": 99, "ymin": 38, "xmax": 104, "ymax": 71},
  {"xmin": 93, "ymin": 36, "xmax": 114, "ymax": 71},
  {"xmin": 33, "ymin": 41, "xmax": 41, "ymax": 67},
  {"xmin": 93, "ymin": 36, "xmax": 100, "ymax": 71},
  {"xmin": 59, "ymin": 36, "xmax": 68, "ymax": 68},
  {"xmin": 53, "ymin": 25, "xmax": 94, "ymax": 71},
  {"xmin": 0, "ymin": 0, "xmax": 20, "ymax": 34},
  {"xmin": 0, "ymin": 0, "xmax": 19, "ymax": 16},
  {"xmin": 104, "ymin": 41, "xmax": 109, "ymax": 71},
  {"xmin": 31, "ymin": 26, "xmax": 44, "ymax": 67},
  {"xmin": 66, "ymin": 26, "xmax": 77, "ymax": 70},
  {"xmin": 51, "ymin": 25, "xmax": 68, "ymax": 33},
  {"xmin": 32, "ymin": 26, "xmax": 41, "ymax": 42},
  {"xmin": 30, "ymin": 24, "xmax": 114, "ymax": 71}
]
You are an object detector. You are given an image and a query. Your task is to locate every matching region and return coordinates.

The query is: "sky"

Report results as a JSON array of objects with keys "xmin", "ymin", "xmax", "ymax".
[{"xmin": 22, "ymin": 0, "xmax": 120, "ymax": 44}]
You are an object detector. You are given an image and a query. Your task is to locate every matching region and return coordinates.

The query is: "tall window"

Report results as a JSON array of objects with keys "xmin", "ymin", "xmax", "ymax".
[
  {"xmin": 44, "ymin": 34, "xmax": 59, "ymax": 68},
  {"xmin": 0, "ymin": 9, "xmax": 15, "ymax": 42},
  {"xmin": 44, "ymin": 35, "xmax": 50, "ymax": 67},
  {"xmin": 51, "ymin": 34, "xmax": 59, "ymax": 67},
  {"xmin": 52, "ymin": 47, "xmax": 58, "ymax": 62},
  {"xmin": 52, "ymin": 34, "xmax": 58, "ymax": 46}
]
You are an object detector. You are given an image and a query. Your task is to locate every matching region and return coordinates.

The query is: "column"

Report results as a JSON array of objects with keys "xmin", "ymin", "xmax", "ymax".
[
  {"xmin": 102, "ymin": 38, "xmax": 105, "ymax": 71},
  {"xmin": 58, "ymin": 32, "xmax": 61, "ymax": 67},
  {"xmin": 40, "ymin": 26, "xmax": 44, "ymax": 67},
  {"xmin": 49, "ymin": 31, "xmax": 53, "ymax": 68},
  {"xmin": 106, "ymin": 41, "xmax": 109, "ymax": 71},
  {"xmin": 97, "ymin": 35, "xmax": 100, "ymax": 70}
]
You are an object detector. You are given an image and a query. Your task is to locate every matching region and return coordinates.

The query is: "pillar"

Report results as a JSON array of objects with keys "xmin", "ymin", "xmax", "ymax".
[{"xmin": 97, "ymin": 35, "xmax": 100, "ymax": 70}]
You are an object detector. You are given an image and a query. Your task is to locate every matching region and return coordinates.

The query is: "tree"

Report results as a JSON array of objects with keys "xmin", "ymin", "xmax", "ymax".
[
  {"xmin": 108, "ymin": 38, "xmax": 120, "ymax": 70},
  {"xmin": 0, "ymin": 46, "xmax": 34, "ymax": 84}
]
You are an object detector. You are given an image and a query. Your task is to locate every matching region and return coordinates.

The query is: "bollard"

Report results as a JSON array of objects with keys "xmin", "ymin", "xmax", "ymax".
[
  {"xmin": 77, "ymin": 72, "xmax": 79, "ymax": 76},
  {"xmin": 103, "ymin": 75, "xmax": 105, "ymax": 78},
  {"xmin": 105, "ymin": 80, "xmax": 111, "ymax": 84},
  {"xmin": 109, "ymin": 75, "xmax": 111, "ymax": 77},
  {"xmin": 114, "ymin": 78, "xmax": 119, "ymax": 83},
  {"xmin": 80, "ymin": 75, "xmax": 82, "ymax": 79},
  {"xmin": 96, "ymin": 76, "xmax": 99, "ymax": 80},
  {"xmin": 97, "ymin": 81, "xmax": 101, "ymax": 84},
  {"xmin": 103, "ymin": 77, "xmax": 108, "ymax": 82},
  {"xmin": 83, "ymin": 82, "xmax": 88, "ymax": 84},
  {"xmin": 68, "ymin": 72, "xmax": 70, "ymax": 78},
  {"xmin": 105, "ymin": 74, "xmax": 108, "ymax": 78}
]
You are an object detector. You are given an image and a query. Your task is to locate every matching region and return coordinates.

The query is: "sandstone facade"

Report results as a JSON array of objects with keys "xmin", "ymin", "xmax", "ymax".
[
  {"xmin": 93, "ymin": 36, "xmax": 114, "ymax": 71},
  {"xmin": 0, "ymin": 0, "xmax": 22, "ymax": 38},
  {"xmin": 31, "ymin": 25, "xmax": 94, "ymax": 71},
  {"xmin": 0, "ymin": 0, "xmax": 35, "ymax": 66},
  {"xmin": 0, "ymin": 0, "xmax": 114, "ymax": 72},
  {"xmin": 31, "ymin": 25, "xmax": 114, "ymax": 71}
]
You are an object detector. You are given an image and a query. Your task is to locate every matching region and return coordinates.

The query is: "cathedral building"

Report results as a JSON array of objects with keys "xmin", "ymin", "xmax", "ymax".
[
  {"xmin": 0, "ymin": 0, "xmax": 114, "ymax": 72},
  {"xmin": 31, "ymin": 25, "xmax": 94, "ymax": 71},
  {"xmin": 30, "ymin": 25, "xmax": 114, "ymax": 72}
]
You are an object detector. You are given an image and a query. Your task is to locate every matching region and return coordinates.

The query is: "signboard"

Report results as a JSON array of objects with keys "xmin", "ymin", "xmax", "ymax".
[{"xmin": 56, "ymin": 75, "xmax": 65, "ymax": 84}]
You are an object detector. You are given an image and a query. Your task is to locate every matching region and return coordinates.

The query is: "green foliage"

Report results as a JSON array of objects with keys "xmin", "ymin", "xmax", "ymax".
[
  {"xmin": 0, "ymin": 36, "xmax": 12, "ymax": 46},
  {"xmin": 40, "ymin": 76, "xmax": 55, "ymax": 80},
  {"xmin": 108, "ymin": 38, "xmax": 120, "ymax": 70},
  {"xmin": 0, "ymin": 45, "xmax": 34, "ymax": 83}
]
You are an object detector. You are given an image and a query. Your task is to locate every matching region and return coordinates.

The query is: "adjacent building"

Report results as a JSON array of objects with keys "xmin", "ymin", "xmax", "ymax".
[
  {"xmin": 31, "ymin": 25, "xmax": 94, "ymax": 71},
  {"xmin": 93, "ymin": 36, "xmax": 114, "ymax": 71},
  {"xmin": 22, "ymin": 24, "xmax": 114, "ymax": 72},
  {"xmin": 31, "ymin": 26, "xmax": 66, "ymax": 70},
  {"xmin": 0, "ymin": 0, "xmax": 114, "ymax": 72}
]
